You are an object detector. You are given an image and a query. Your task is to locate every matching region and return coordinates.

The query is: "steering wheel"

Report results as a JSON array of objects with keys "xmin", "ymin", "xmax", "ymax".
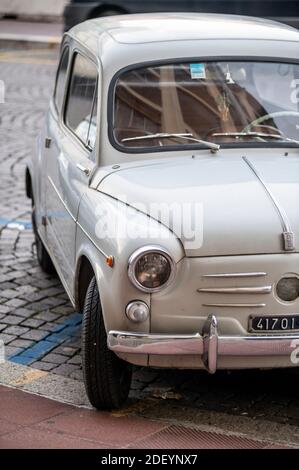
[{"xmin": 242, "ymin": 111, "xmax": 299, "ymax": 134}]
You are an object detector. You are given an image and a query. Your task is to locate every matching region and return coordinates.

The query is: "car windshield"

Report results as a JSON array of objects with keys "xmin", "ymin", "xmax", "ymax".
[{"xmin": 112, "ymin": 61, "xmax": 299, "ymax": 150}]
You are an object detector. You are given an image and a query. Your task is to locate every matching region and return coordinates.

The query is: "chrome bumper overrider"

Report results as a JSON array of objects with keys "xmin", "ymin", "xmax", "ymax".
[{"xmin": 108, "ymin": 315, "xmax": 299, "ymax": 373}]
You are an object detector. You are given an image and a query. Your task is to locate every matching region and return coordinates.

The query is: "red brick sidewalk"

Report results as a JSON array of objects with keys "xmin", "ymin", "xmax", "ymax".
[{"xmin": 0, "ymin": 385, "xmax": 287, "ymax": 449}]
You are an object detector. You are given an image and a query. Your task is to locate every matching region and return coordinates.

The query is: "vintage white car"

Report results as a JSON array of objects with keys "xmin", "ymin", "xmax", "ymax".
[{"xmin": 26, "ymin": 13, "xmax": 299, "ymax": 409}]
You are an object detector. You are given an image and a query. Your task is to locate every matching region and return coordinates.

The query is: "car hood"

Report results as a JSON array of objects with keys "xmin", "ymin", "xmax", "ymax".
[{"xmin": 97, "ymin": 153, "xmax": 299, "ymax": 257}]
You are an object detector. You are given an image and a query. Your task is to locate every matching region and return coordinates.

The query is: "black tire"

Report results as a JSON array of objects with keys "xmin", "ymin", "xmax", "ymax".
[
  {"xmin": 82, "ymin": 277, "xmax": 132, "ymax": 410},
  {"xmin": 31, "ymin": 204, "xmax": 55, "ymax": 275}
]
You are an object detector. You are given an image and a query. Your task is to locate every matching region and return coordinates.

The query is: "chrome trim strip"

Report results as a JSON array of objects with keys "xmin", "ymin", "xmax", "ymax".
[
  {"xmin": 47, "ymin": 176, "xmax": 76, "ymax": 223},
  {"xmin": 202, "ymin": 303, "xmax": 266, "ymax": 308},
  {"xmin": 109, "ymin": 331, "xmax": 203, "ymax": 355},
  {"xmin": 197, "ymin": 286, "xmax": 272, "ymax": 294},
  {"xmin": 242, "ymin": 156, "xmax": 295, "ymax": 252},
  {"xmin": 128, "ymin": 245, "xmax": 176, "ymax": 293},
  {"xmin": 108, "ymin": 329, "xmax": 299, "ymax": 358},
  {"xmin": 202, "ymin": 272, "xmax": 267, "ymax": 278},
  {"xmin": 76, "ymin": 221, "xmax": 109, "ymax": 260}
]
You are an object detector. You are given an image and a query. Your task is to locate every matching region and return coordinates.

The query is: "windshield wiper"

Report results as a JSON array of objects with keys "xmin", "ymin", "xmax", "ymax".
[
  {"xmin": 121, "ymin": 133, "xmax": 220, "ymax": 152},
  {"xmin": 212, "ymin": 131, "xmax": 299, "ymax": 145}
]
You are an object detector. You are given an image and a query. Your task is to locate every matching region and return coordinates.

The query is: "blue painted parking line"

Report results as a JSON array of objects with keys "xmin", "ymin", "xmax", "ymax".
[
  {"xmin": 0, "ymin": 217, "xmax": 32, "ymax": 230},
  {"xmin": 9, "ymin": 312, "xmax": 82, "ymax": 365}
]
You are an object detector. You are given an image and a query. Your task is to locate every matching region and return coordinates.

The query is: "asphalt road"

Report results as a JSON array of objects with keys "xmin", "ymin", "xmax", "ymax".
[{"xmin": 0, "ymin": 45, "xmax": 299, "ymax": 446}]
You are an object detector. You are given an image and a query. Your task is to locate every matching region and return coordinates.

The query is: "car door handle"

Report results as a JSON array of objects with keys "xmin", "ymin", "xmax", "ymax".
[
  {"xmin": 76, "ymin": 163, "xmax": 90, "ymax": 176},
  {"xmin": 45, "ymin": 137, "xmax": 52, "ymax": 148}
]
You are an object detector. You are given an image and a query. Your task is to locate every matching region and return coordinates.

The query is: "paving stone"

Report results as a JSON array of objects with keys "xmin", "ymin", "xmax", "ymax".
[
  {"xmin": 12, "ymin": 308, "xmax": 35, "ymax": 318},
  {"xmin": 51, "ymin": 345, "xmax": 78, "ymax": 356},
  {"xmin": 5, "ymin": 346, "xmax": 24, "ymax": 358},
  {"xmin": 21, "ymin": 318, "xmax": 45, "ymax": 328},
  {"xmin": 2, "ymin": 315, "xmax": 24, "ymax": 325},
  {"xmin": 52, "ymin": 364, "xmax": 79, "ymax": 377},
  {"xmin": 42, "ymin": 297, "xmax": 66, "ymax": 307},
  {"xmin": 34, "ymin": 311, "xmax": 61, "ymax": 322},
  {"xmin": 9, "ymin": 339, "xmax": 35, "ymax": 348},
  {"xmin": 41, "ymin": 287, "xmax": 65, "ymax": 297},
  {"xmin": 0, "ymin": 333, "xmax": 17, "ymax": 345},
  {"xmin": 31, "ymin": 361, "xmax": 57, "ymax": 371},
  {"xmin": 38, "ymin": 322, "xmax": 65, "ymax": 332},
  {"xmin": 1, "ymin": 289, "xmax": 19, "ymax": 299},
  {"xmin": 3, "ymin": 325, "xmax": 29, "ymax": 336},
  {"xmin": 0, "ymin": 255, "xmax": 14, "ymax": 261},
  {"xmin": 27, "ymin": 302, "xmax": 53, "ymax": 311},
  {"xmin": 57, "ymin": 293, "xmax": 69, "ymax": 300},
  {"xmin": 54, "ymin": 316, "xmax": 71, "ymax": 324},
  {"xmin": 20, "ymin": 292, "xmax": 48, "ymax": 302},
  {"xmin": 9, "ymin": 271, "xmax": 27, "ymax": 280},
  {"xmin": 0, "ymin": 324, "xmax": 7, "ymax": 332},
  {"xmin": 4, "ymin": 298, "xmax": 28, "ymax": 308},
  {"xmin": 42, "ymin": 353, "xmax": 68, "ymax": 365},
  {"xmin": 0, "ymin": 282, "xmax": 19, "ymax": 290},
  {"xmin": 14, "ymin": 276, "xmax": 34, "ymax": 286},
  {"xmin": 15, "ymin": 340, "xmax": 56, "ymax": 360},
  {"xmin": 0, "ymin": 305, "xmax": 11, "ymax": 314},
  {"xmin": 63, "ymin": 338, "xmax": 81, "ymax": 349},
  {"xmin": 33, "ymin": 279, "xmax": 59, "ymax": 289},
  {"xmin": 15, "ymin": 285, "xmax": 37, "ymax": 295},
  {"xmin": 52, "ymin": 305, "xmax": 74, "ymax": 315},
  {"xmin": 67, "ymin": 354, "xmax": 81, "ymax": 365},
  {"xmin": 20, "ymin": 330, "xmax": 49, "ymax": 341}
]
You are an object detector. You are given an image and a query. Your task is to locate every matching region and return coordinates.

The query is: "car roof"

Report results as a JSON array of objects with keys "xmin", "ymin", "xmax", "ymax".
[{"xmin": 68, "ymin": 12, "xmax": 299, "ymax": 49}]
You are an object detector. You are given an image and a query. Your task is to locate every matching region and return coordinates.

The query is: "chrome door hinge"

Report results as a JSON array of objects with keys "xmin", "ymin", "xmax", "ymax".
[{"xmin": 45, "ymin": 137, "xmax": 52, "ymax": 149}]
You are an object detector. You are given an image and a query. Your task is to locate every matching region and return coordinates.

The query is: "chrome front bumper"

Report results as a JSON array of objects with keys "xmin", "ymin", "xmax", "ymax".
[{"xmin": 108, "ymin": 315, "xmax": 299, "ymax": 373}]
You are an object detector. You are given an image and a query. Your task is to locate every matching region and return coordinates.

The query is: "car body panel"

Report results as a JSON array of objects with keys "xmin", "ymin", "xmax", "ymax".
[{"xmin": 98, "ymin": 150, "xmax": 299, "ymax": 257}]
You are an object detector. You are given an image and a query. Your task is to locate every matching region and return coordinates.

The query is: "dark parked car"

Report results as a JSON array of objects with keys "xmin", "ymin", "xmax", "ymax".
[{"xmin": 64, "ymin": 0, "xmax": 299, "ymax": 31}]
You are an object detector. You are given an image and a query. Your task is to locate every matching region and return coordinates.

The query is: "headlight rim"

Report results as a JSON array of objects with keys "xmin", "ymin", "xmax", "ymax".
[{"xmin": 128, "ymin": 245, "xmax": 176, "ymax": 293}]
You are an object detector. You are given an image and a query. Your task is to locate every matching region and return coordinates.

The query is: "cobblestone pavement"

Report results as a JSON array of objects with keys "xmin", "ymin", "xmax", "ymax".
[{"xmin": 1, "ymin": 47, "xmax": 299, "ymax": 430}]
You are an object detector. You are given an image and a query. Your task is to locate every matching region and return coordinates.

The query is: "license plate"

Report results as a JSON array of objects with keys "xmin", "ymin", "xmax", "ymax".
[{"xmin": 249, "ymin": 315, "xmax": 299, "ymax": 332}]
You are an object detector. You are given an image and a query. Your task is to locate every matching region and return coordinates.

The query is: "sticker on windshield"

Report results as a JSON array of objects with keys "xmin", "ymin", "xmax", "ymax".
[{"xmin": 190, "ymin": 63, "xmax": 206, "ymax": 79}]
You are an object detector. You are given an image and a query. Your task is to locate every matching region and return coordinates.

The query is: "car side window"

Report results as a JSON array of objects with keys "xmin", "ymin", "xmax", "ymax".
[
  {"xmin": 54, "ymin": 46, "xmax": 70, "ymax": 113},
  {"xmin": 64, "ymin": 52, "xmax": 98, "ymax": 151}
]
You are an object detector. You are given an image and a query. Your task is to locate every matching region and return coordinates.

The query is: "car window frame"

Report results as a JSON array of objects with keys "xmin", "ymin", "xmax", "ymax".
[
  {"xmin": 53, "ymin": 44, "xmax": 71, "ymax": 115},
  {"xmin": 108, "ymin": 55, "xmax": 299, "ymax": 154},
  {"xmin": 63, "ymin": 48, "xmax": 99, "ymax": 155}
]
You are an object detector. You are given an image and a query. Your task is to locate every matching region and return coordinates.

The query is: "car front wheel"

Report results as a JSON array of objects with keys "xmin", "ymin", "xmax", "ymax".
[{"xmin": 82, "ymin": 277, "xmax": 132, "ymax": 410}]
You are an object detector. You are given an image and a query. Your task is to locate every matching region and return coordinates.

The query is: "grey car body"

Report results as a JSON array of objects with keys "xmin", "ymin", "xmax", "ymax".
[{"xmin": 26, "ymin": 13, "xmax": 299, "ymax": 408}]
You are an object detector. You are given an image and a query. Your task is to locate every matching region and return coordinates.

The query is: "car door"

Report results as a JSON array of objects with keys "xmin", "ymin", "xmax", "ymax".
[{"xmin": 45, "ymin": 46, "xmax": 98, "ymax": 293}]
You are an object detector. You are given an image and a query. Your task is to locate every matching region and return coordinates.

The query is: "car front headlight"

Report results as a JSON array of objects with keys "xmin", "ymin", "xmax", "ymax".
[{"xmin": 128, "ymin": 245, "xmax": 176, "ymax": 292}]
